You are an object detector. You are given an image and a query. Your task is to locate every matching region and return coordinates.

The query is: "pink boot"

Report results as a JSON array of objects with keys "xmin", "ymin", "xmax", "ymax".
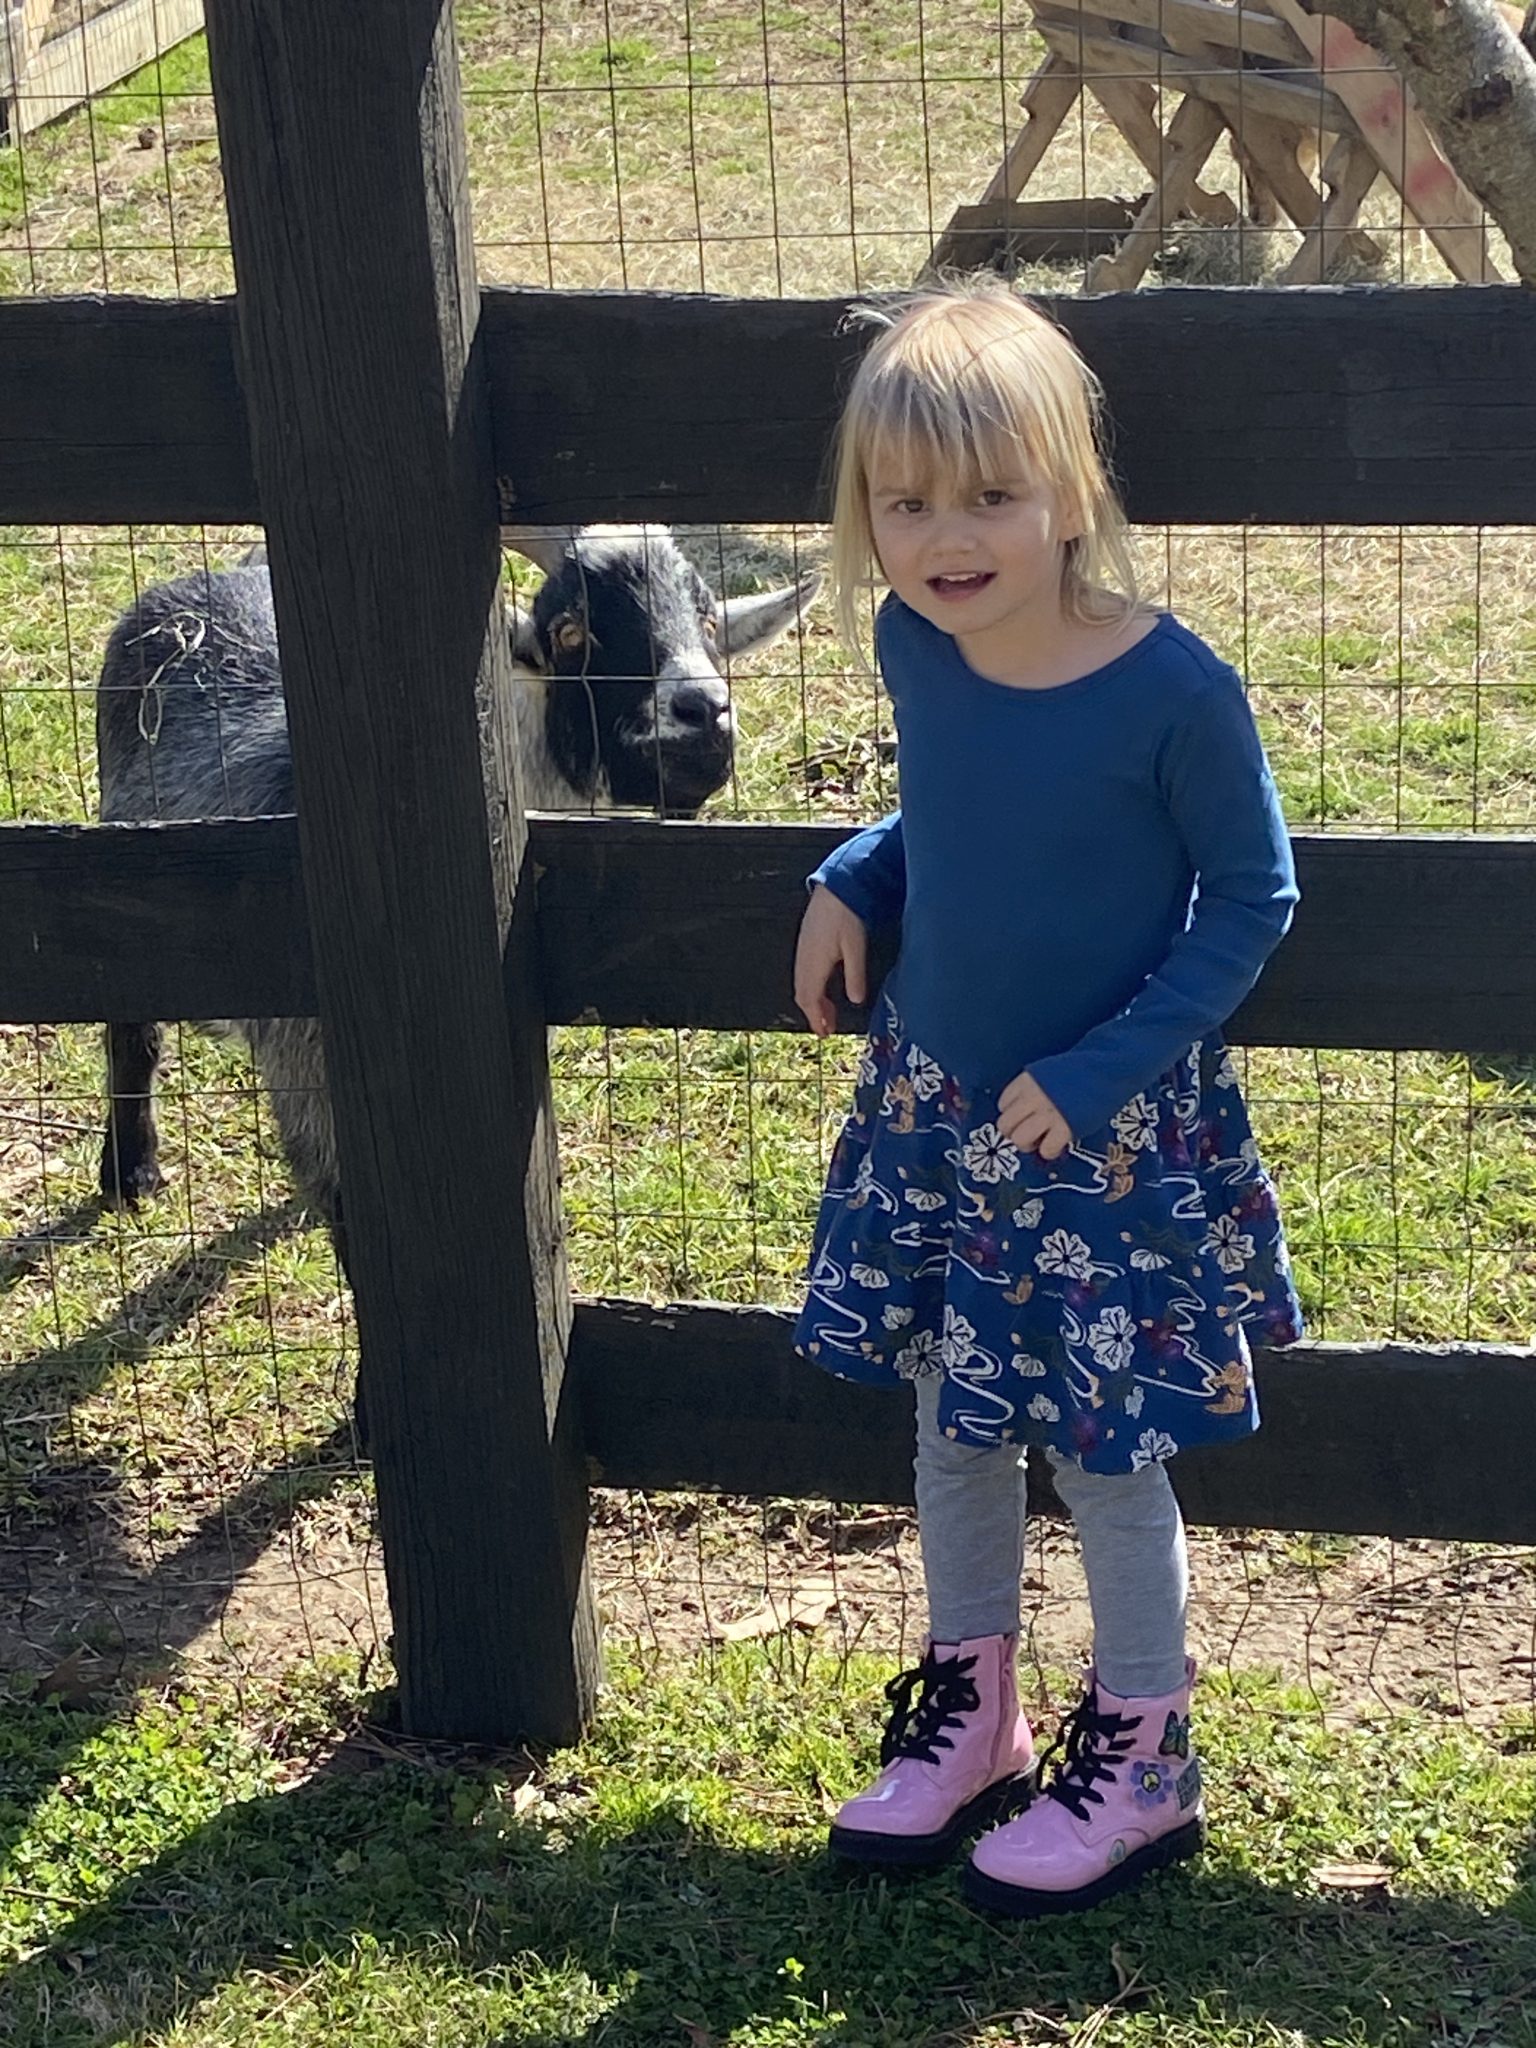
[
  {"xmin": 964, "ymin": 1659, "xmax": 1204, "ymax": 1916},
  {"xmin": 829, "ymin": 1635, "xmax": 1036, "ymax": 1868}
]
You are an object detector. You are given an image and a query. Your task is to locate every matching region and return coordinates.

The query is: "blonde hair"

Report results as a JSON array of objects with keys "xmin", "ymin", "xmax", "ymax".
[{"xmin": 829, "ymin": 277, "xmax": 1140, "ymax": 665}]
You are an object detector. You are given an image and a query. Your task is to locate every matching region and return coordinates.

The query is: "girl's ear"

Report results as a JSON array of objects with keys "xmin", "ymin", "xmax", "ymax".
[{"xmin": 1055, "ymin": 486, "xmax": 1087, "ymax": 545}]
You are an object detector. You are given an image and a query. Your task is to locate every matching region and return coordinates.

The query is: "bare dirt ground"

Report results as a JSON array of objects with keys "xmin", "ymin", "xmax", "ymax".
[{"xmin": 5, "ymin": 1474, "xmax": 1533, "ymax": 1731}]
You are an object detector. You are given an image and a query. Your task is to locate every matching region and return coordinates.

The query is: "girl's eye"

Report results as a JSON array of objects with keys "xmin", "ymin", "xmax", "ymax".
[
  {"xmin": 893, "ymin": 498, "xmax": 925, "ymax": 515},
  {"xmin": 979, "ymin": 488, "xmax": 1012, "ymax": 507}
]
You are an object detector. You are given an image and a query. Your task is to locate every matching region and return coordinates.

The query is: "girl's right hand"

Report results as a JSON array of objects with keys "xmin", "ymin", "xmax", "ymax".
[{"xmin": 794, "ymin": 884, "xmax": 869, "ymax": 1037}]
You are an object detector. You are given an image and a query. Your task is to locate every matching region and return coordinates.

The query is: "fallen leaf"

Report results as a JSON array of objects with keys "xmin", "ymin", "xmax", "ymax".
[
  {"xmin": 713, "ymin": 1575, "xmax": 838, "ymax": 1642},
  {"xmin": 510, "ymin": 1778, "xmax": 544, "ymax": 1817},
  {"xmin": 32, "ymin": 1649, "xmax": 112, "ymax": 1713},
  {"xmin": 677, "ymin": 2021, "xmax": 716, "ymax": 2048},
  {"xmin": 808, "ymin": 1768, "xmax": 841, "ymax": 1820},
  {"xmin": 1109, "ymin": 1943, "xmax": 1144, "ymax": 1995},
  {"xmin": 1315, "ymin": 1860, "xmax": 1392, "ymax": 1891}
]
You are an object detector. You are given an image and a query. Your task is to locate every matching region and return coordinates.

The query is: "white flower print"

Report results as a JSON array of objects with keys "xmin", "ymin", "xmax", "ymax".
[
  {"xmin": 849, "ymin": 1262, "xmax": 889, "ymax": 1289},
  {"xmin": 940, "ymin": 1305, "xmax": 979, "ymax": 1368},
  {"xmin": 906, "ymin": 1046, "xmax": 944, "ymax": 1100},
  {"xmin": 905, "ymin": 1187, "xmax": 945, "ymax": 1211},
  {"xmin": 1131, "ymin": 1427, "xmax": 1179, "ymax": 1470},
  {"xmin": 961, "ymin": 1122, "xmax": 1020, "ymax": 1185},
  {"xmin": 894, "ymin": 1328, "xmax": 942, "ymax": 1377},
  {"xmin": 849, "ymin": 1155, "xmax": 878, "ymax": 1205},
  {"xmin": 1036, "ymin": 1229, "xmax": 1095, "ymax": 1281},
  {"xmin": 1212, "ymin": 1049, "xmax": 1240, "ymax": 1090},
  {"xmin": 857, "ymin": 1045, "xmax": 881, "ymax": 1089},
  {"xmin": 882, "ymin": 1303, "xmax": 915, "ymax": 1331},
  {"xmin": 1012, "ymin": 1199, "xmax": 1045, "ymax": 1230},
  {"xmin": 1129, "ymin": 1247, "xmax": 1171, "ymax": 1271},
  {"xmin": 1087, "ymin": 1305, "xmax": 1137, "ymax": 1372},
  {"xmin": 1111, "ymin": 1093, "xmax": 1160, "ymax": 1152},
  {"xmin": 1124, "ymin": 1384, "xmax": 1145, "ymax": 1418},
  {"xmin": 1011, "ymin": 1352, "xmax": 1048, "ymax": 1378},
  {"xmin": 1204, "ymin": 1213, "xmax": 1256, "ymax": 1275},
  {"xmin": 1239, "ymin": 1136, "xmax": 1261, "ymax": 1169},
  {"xmin": 1027, "ymin": 1392, "xmax": 1061, "ymax": 1423}
]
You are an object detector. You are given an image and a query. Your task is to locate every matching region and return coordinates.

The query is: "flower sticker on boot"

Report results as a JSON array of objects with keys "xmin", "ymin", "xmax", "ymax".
[{"xmin": 1132, "ymin": 1762, "xmax": 1171, "ymax": 1809}]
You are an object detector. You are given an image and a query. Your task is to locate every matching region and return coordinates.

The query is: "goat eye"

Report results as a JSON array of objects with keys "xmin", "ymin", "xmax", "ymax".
[{"xmin": 554, "ymin": 616, "xmax": 587, "ymax": 654}]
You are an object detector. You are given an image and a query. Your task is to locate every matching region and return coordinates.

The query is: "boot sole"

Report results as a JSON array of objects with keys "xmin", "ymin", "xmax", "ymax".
[
  {"xmin": 828, "ymin": 1765, "xmax": 1037, "ymax": 1871},
  {"xmin": 962, "ymin": 1813, "xmax": 1206, "ymax": 1917}
]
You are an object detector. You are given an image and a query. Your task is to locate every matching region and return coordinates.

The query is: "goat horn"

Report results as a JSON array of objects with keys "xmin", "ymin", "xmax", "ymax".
[{"xmin": 501, "ymin": 525, "xmax": 579, "ymax": 575}]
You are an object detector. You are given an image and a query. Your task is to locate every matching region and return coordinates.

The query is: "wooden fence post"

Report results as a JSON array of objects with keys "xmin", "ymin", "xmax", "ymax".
[{"xmin": 201, "ymin": 0, "xmax": 600, "ymax": 1742}]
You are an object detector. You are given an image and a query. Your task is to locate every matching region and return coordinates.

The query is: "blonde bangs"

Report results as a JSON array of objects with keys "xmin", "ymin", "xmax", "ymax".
[{"xmin": 829, "ymin": 281, "xmax": 1140, "ymax": 664}]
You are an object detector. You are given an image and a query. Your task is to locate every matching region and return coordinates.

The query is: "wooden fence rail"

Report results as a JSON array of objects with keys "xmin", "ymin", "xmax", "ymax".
[
  {"xmin": 3, "ymin": 283, "xmax": 1536, "ymax": 527},
  {"xmin": 6, "ymin": 815, "xmax": 1536, "ymax": 1053},
  {"xmin": 572, "ymin": 1301, "xmax": 1536, "ymax": 1546}
]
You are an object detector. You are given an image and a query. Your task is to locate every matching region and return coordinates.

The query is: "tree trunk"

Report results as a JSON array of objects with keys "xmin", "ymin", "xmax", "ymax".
[{"xmin": 1295, "ymin": 0, "xmax": 1536, "ymax": 284}]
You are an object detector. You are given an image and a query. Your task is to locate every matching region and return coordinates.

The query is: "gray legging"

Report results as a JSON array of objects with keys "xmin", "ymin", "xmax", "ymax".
[{"xmin": 913, "ymin": 1371, "xmax": 1189, "ymax": 1699}]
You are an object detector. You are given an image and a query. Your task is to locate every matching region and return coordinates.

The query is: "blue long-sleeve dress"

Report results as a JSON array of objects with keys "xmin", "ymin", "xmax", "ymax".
[{"xmin": 792, "ymin": 596, "xmax": 1304, "ymax": 1472}]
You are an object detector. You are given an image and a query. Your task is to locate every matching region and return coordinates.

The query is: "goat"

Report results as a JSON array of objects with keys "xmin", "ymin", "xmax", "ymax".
[{"xmin": 96, "ymin": 527, "xmax": 815, "ymax": 1276}]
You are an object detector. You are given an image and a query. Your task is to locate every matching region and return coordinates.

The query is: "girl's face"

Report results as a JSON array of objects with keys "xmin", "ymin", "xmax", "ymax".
[{"xmin": 866, "ymin": 465, "xmax": 1077, "ymax": 659}]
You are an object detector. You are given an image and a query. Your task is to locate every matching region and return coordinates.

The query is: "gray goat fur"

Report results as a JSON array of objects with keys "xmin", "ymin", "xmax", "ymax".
[{"xmin": 96, "ymin": 529, "xmax": 815, "ymax": 1271}]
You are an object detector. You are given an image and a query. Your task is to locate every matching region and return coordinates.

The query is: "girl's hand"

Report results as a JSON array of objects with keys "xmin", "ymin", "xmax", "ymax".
[
  {"xmin": 794, "ymin": 884, "xmax": 869, "ymax": 1037},
  {"xmin": 998, "ymin": 1071, "xmax": 1073, "ymax": 1160}
]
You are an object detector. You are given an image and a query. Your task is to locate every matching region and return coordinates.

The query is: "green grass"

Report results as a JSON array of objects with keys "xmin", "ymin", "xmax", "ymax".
[{"xmin": 2, "ymin": 1648, "xmax": 1536, "ymax": 2047}]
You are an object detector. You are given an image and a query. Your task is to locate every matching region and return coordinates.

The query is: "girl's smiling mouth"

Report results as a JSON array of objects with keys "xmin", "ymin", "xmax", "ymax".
[{"xmin": 927, "ymin": 571, "xmax": 996, "ymax": 598}]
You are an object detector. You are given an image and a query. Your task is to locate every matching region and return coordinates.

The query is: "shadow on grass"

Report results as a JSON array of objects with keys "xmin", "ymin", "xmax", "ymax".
[
  {"xmin": 0, "ymin": 1197, "xmax": 106, "ymax": 1298},
  {"xmin": 2, "ymin": 1199, "xmax": 305, "ymax": 1416},
  {"xmin": 0, "ymin": 1410, "xmax": 358, "ymax": 1807},
  {"xmin": 1, "ymin": 1724, "xmax": 1534, "ymax": 2048},
  {"xmin": 1, "ymin": 1196, "xmax": 358, "ymax": 1689}
]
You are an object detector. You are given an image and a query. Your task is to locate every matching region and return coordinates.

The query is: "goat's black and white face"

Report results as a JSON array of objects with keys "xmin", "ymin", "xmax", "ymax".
[{"xmin": 508, "ymin": 525, "xmax": 816, "ymax": 816}]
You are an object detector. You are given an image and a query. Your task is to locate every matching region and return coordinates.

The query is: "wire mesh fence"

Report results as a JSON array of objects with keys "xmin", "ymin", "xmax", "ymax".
[{"xmin": 2, "ymin": 3, "xmax": 1534, "ymax": 1740}]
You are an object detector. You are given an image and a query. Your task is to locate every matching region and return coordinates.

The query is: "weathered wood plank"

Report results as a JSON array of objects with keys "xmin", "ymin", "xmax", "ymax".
[
  {"xmin": 203, "ymin": 0, "xmax": 598, "ymax": 1745},
  {"xmin": 0, "ymin": 817, "xmax": 309, "ymax": 1022},
  {"xmin": 4, "ymin": 285, "xmax": 1536, "ymax": 526},
  {"xmin": 485, "ymin": 283, "xmax": 1536, "ymax": 527},
  {"xmin": 11, "ymin": 0, "xmax": 205, "ymax": 137},
  {"xmin": 0, "ymin": 0, "xmax": 54, "ymax": 97},
  {"xmin": 572, "ymin": 1298, "xmax": 1536, "ymax": 1543},
  {"xmin": 0, "ymin": 295, "xmax": 252, "ymax": 523},
  {"xmin": 531, "ymin": 819, "xmax": 1536, "ymax": 1055},
  {"xmin": 5, "ymin": 816, "xmax": 1536, "ymax": 1058}
]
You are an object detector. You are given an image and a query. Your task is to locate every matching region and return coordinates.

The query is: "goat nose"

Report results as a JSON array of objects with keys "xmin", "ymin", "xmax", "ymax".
[{"xmin": 671, "ymin": 682, "xmax": 728, "ymax": 730}]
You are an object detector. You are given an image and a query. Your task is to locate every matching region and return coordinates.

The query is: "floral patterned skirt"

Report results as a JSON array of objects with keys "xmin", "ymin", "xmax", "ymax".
[{"xmin": 793, "ymin": 993, "xmax": 1303, "ymax": 1473}]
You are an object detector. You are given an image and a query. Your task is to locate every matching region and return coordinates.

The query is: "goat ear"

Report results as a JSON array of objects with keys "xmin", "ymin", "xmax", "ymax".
[
  {"xmin": 718, "ymin": 571, "xmax": 821, "ymax": 657},
  {"xmin": 508, "ymin": 603, "xmax": 546, "ymax": 673},
  {"xmin": 502, "ymin": 525, "xmax": 580, "ymax": 576}
]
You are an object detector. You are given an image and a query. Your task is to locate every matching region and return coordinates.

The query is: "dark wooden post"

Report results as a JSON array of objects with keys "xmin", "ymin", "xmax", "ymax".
[{"xmin": 202, "ymin": 0, "xmax": 599, "ymax": 1741}]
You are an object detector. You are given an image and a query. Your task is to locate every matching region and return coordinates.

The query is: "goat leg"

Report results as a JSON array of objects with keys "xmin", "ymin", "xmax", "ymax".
[{"xmin": 100, "ymin": 1021, "xmax": 168, "ymax": 1204}]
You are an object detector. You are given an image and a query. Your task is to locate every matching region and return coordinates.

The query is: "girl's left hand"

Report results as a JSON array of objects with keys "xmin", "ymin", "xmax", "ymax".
[{"xmin": 998, "ymin": 1071, "xmax": 1073, "ymax": 1160}]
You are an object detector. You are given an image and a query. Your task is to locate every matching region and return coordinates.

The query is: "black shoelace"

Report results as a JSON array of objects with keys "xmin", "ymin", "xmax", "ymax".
[
  {"xmin": 1039, "ymin": 1691, "xmax": 1141, "ymax": 1822},
  {"xmin": 879, "ymin": 1645, "xmax": 982, "ymax": 1767}
]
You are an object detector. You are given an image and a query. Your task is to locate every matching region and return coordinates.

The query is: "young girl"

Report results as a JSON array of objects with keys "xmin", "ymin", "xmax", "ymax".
[{"xmin": 792, "ymin": 280, "xmax": 1302, "ymax": 1919}]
